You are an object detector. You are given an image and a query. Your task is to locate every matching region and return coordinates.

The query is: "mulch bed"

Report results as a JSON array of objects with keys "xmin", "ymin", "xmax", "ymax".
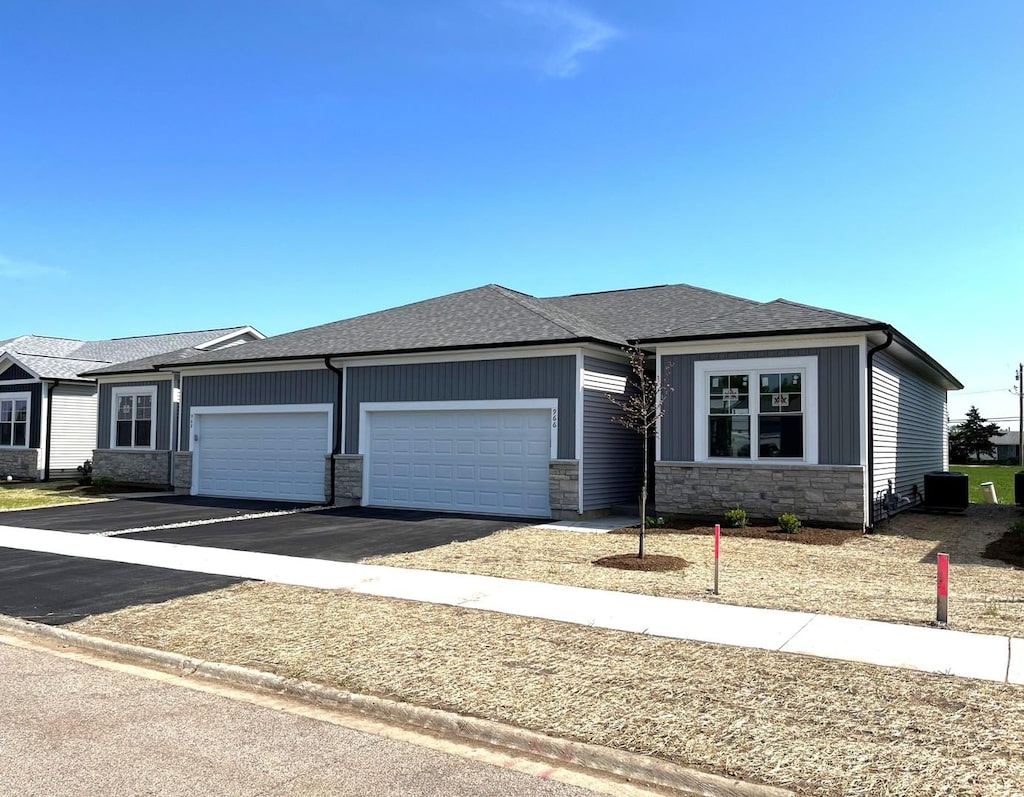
[
  {"xmin": 593, "ymin": 553, "xmax": 689, "ymax": 571},
  {"xmin": 983, "ymin": 530, "xmax": 1024, "ymax": 567},
  {"xmin": 610, "ymin": 521, "xmax": 861, "ymax": 546}
]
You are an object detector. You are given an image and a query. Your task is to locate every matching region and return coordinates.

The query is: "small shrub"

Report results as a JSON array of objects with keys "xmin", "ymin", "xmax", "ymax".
[
  {"xmin": 76, "ymin": 459, "xmax": 93, "ymax": 486},
  {"xmin": 724, "ymin": 506, "xmax": 747, "ymax": 528},
  {"xmin": 91, "ymin": 476, "xmax": 116, "ymax": 493},
  {"xmin": 778, "ymin": 512, "xmax": 802, "ymax": 534},
  {"xmin": 645, "ymin": 516, "xmax": 666, "ymax": 528},
  {"xmin": 1010, "ymin": 518, "xmax": 1024, "ymax": 537}
]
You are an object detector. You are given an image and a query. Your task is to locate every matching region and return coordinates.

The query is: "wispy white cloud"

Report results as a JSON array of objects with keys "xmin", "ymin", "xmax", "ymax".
[
  {"xmin": 0, "ymin": 254, "xmax": 67, "ymax": 279},
  {"xmin": 502, "ymin": 1, "xmax": 618, "ymax": 78}
]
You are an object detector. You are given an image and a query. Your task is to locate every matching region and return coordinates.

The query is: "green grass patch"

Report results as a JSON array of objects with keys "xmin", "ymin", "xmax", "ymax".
[
  {"xmin": 0, "ymin": 480, "xmax": 101, "ymax": 511},
  {"xmin": 949, "ymin": 464, "xmax": 1020, "ymax": 504}
]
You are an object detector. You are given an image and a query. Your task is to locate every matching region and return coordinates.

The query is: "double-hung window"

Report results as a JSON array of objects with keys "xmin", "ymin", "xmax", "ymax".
[
  {"xmin": 111, "ymin": 387, "xmax": 157, "ymax": 449},
  {"xmin": 695, "ymin": 357, "xmax": 817, "ymax": 464},
  {"xmin": 0, "ymin": 393, "xmax": 30, "ymax": 448}
]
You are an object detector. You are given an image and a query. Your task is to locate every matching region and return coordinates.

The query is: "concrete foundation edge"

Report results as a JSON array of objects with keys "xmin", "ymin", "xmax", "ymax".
[{"xmin": 0, "ymin": 614, "xmax": 791, "ymax": 797}]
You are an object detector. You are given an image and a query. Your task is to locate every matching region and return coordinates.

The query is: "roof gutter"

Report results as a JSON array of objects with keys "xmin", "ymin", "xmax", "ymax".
[
  {"xmin": 323, "ymin": 356, "xmax": 344, "ymax": 506},
  {"xmin": 866, "ymin": 329, "xmax": 894, "ymax": 531},
  {"xmin": 43, "ymin": 380, "xmax": 60, "ymax": 481}
]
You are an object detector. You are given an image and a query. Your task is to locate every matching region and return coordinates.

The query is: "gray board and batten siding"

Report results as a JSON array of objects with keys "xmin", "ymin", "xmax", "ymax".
[
  {"xmin": 0, "ymin": 363, "xmax": 35, "ymax": 382},
  {"xmin": 582, "ymin": 356, "xmax": 642, "ymax": 511},
  {"xmin": 179, "ymin": 369, "xmax": 336, "ymax": 449},
  {"xmin": 344, "ymin": 356, "xmax": 577, "ymax": 458},
  {"xmin": 660, "ymin": 346, "xmax": 862, "ymax": 465},
  {"xmin": 0, "ymin": 382, "xmax": 42, "ymax": 449},
  {"xmin": 871, "ymin": 350, "xmax": 947, "ymax": 498},
  {"xmin": 97, "ymin": 380, "xmax": 174, "ymax": 450}
]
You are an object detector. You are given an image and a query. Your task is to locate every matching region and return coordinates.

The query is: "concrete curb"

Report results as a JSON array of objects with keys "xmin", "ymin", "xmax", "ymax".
[{"xmin": 0, "ymin": 614, "xmax": 792, "ymax": 797}]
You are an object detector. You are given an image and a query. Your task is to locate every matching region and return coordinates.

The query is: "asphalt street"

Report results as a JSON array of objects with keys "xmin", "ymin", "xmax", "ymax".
[{"xmin": 0, "ymin": 637, "xmax": 600, "ymax": 797}]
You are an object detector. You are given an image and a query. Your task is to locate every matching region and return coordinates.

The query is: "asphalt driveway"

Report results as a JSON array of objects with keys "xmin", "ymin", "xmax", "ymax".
[
  {"xmin": 0, "ymin": 496, "xmax": 526, "ymax": 624},
  {"xmin": 0, "ymin": 495, "xmax": 312, "ymax": 533}
]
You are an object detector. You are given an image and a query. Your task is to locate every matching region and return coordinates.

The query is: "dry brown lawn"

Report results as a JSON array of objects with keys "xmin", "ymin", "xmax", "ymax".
[
  {"xmin": 72, "ymin": 583, "xmax": 1024, "ymax": 797},
  {"xmin": 366, "ymin": 504, "xmax": 1024, "ymax": 636}
]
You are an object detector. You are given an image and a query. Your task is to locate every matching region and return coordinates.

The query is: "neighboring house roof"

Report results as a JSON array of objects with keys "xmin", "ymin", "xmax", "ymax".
[
  {"xmin": 0, "ymin": 327, "xmax": 260, "ymax": 381},
  {"xmin": 991, "ymin": 431, "xmax": 1021, "ymax": 446}
]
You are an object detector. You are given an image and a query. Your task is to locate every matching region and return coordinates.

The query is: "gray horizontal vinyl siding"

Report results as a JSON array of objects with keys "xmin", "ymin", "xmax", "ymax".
[
  {"xmin": 345, "ymin": 356, "xmax": 576, "ymax": 458},
  {"xmin": 180, "ymin": 369, "xmax": 336, "ymax": 450},
  {"xmin": 582, "ymin": 356, "xmax": 642, "ymax": 511},
  {"xmin": 0, "ymin": 381, "xmax": 42, "ymax": 449},
  {"xmin": 661, "ymin": 346, "xmax": 861, "ymax": 465},
  {"xmin": 0, "ymin": 363, "xmax": 34, "ymax": 381},
  {"xmin": 98, "ymin": 380, "xmax": 173, "ymax": 450},
  {"xmin": 871, "ymin": 351, "xmax": 948, "ymax": 499}
]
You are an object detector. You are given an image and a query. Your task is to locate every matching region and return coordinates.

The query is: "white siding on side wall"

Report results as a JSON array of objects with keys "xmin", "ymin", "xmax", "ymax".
[
  {"xmin": 49, "ymin": 385, "xmax": 98, "ymax": 472},
  {"xmin": 872, "ymin": 351, "xmax": 947, "ymax": 501}
]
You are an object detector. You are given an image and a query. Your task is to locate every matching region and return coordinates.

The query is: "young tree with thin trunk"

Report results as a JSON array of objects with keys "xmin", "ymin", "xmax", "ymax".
[{"xmin": 606, "ymin": 347, "xmax": 672, "ymax": 559}]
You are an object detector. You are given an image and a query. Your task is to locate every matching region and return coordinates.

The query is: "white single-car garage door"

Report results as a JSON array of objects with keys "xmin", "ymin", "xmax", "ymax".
[
  {"xmin": 193, "ymin": 408, "xmax": 330, "ymax": 502},
  {"xmin": 365, "ymin": 407, "xmax": 553, "ymax": 518}
]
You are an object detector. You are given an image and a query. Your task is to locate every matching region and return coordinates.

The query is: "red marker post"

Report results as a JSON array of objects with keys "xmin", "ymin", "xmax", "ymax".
[
  {"xmin": 936, "ymin": 552, "xmax": 949, "ymax": 626},
  {"xmin": 713, "ymin": 523, "xmax": 721, "ymax": 595}
]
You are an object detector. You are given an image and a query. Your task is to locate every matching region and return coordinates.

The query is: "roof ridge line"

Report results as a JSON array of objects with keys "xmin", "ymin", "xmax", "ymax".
[{"xmin": 488, "ymin": 285, "xmax": 591, "ymax": 339}]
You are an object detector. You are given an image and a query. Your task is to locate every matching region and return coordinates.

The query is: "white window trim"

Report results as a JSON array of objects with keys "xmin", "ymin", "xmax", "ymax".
[
  {"xmin": 0, "ymin": 391, "xmax": 32, "ymax": 449},
  {"xmin": 110, "ymin": 386, "xmax": 158, "ymax": 450},
  {"xmin": 693, "ymin": 357, "xmax": 818, "ymax": 465}
]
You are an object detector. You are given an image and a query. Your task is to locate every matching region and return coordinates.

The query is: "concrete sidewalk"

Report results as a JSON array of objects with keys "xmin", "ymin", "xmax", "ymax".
[{"xmin": 0, "ymin": 523, "xmax": 1019, "ymax": 685}]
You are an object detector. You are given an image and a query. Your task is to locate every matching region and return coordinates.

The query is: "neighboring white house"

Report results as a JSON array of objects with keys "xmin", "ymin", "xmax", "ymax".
[{"xmin": 0, "ymin": 327, "xmax": 262, "ymax": 480}]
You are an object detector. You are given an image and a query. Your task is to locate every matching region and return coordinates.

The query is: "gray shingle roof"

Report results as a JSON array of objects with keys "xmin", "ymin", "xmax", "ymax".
[
  {"xmin": 0, "ymin": 327, "xmax": 256, "ymax": 380},
  {"xmin": 543, "ymin": 284, "xmax": 760, "ymax": 339},
  {"xmin": 163, "ymin": 285, "xmax": 628, "ymax": 367},
  {"xmin": 638, "ymin": 299, "xmax": 884, "ymax": 341}
]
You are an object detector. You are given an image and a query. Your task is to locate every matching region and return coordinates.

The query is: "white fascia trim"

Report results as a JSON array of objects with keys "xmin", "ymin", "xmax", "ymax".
[
  {"xmin": 575, "ymin": 349, "xmax": 584, "ymax": 514},
  {"xmin": 657, "ymin": 332, "xmax": 867, "ymax": 358},
  {"xmin": 177, "ymin": 360, "xmax": 326, "ymax": 377},
  {"xmin": 0, "ymin": 353, "xmax": 40, "ymax": 380},
  {"xmin": 95, "ymin": 374, "xmax": 174, "ymax": 385},
  {"xmin": 109, "ymin": 385, "xmax": 159, "ymax": 450},
  {"xmin": 193, "ymin": 326, "xmax": 267, "ymax": 351},
  {"xmin": 693, "ymin": 356, "xmax": 819, "ymax": 466},
  {"xmin": 333, "ymin": 343, "xmax": 614, "ymax": 369},
  {"xmin": 358, "ymin": 399, "xmax": 560, "ymax": 460},
  {"xmin": 0, "ymin": 378, "xmax": 42, "ymax": 386}
]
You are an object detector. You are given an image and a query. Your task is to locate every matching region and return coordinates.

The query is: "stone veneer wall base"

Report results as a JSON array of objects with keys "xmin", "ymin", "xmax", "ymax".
[
  {"xmin": 93, "ymin": 449, "xmax": 172, "ymax": 487},
  {"xmin": 655, "ymin": 462, "xmax": 866, "ymax": 529},
  {"xmin": 328, "ymin": 454, "xmax": 363, "ymax": 507},
  {"xmin": 0, "ymin": 449, "xmax": 41, "ymax": 480}
]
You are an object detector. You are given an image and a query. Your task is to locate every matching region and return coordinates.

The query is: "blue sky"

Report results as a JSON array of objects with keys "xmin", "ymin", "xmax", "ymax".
[{"xmin": 1, "ymin": 1, "xmax": 1021, "ymax": 425}]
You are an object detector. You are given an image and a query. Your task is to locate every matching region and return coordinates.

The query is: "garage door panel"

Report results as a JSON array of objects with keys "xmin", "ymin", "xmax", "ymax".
[
  {"xmin": 366, "ymin": 408, "xmax": 552, "ymax": 518},
  {"xmin": 196, "ymin": 411, "xmax": 327, "ymax": 502}
]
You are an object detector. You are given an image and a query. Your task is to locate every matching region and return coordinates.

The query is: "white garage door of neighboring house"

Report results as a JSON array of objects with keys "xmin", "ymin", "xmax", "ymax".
[
  {"xmin": 364, "ymin": 405, "xmax": 554, "ymax": 518},
  {"xmin": 193, "ymin": 407, "xmax": 331, "ymax": 503}
]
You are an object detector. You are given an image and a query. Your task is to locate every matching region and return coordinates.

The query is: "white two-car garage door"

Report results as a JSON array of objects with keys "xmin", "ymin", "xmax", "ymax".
[
  {"xmin": 193, "ymin": 408, "xmax": 330, "ymax": 502},
  {"xmin": 365, "ymin": 406, "xmax": 553, "ymax": 518}
]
